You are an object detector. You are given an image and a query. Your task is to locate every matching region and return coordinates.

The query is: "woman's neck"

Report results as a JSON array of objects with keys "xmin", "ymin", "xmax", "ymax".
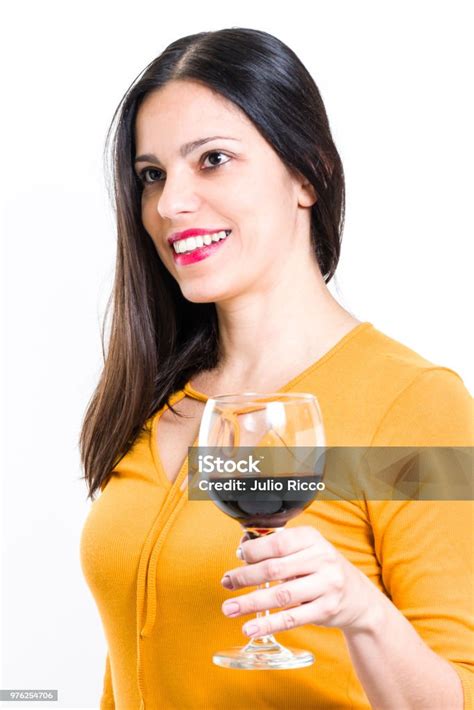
[{"xmin": 202, "ymin": 261, "xmax": 360, "ymax": 391}]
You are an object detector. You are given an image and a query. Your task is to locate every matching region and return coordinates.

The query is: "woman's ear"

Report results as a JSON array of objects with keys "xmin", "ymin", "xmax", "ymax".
[
  {"xmin": 289, "ymin": 167, "xmax": 317, "ymax": 207},
  {"xmin": 298, "ymin": 180, "xmax": 317, "ymax": 207}
]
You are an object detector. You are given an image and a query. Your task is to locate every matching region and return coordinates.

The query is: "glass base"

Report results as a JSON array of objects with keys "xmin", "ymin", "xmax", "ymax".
[{"xmin": 213, "ymin": 635, "xmax": 314, "ymax": 670}]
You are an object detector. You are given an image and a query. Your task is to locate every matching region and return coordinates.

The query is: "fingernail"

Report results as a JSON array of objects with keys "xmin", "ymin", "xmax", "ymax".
[
  {"xmin": 222, "ymin": 600, "xmax": 240, "ymax": 617},
  {"xmin": 220, "ymin": 575, "xmax": 234, "ymax": 589},
  {"xmin": 243, "ymin": 623, "xmax": 259, "ymax": 637},
  {"xmin": 236, "ymin": 547, "xmax": 243, "ymax": 560}
]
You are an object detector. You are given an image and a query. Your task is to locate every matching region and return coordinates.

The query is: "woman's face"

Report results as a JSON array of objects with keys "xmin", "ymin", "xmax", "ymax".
[{"xmin": 134, "ymin": 80, "xmax": 315, "ymax": 303}]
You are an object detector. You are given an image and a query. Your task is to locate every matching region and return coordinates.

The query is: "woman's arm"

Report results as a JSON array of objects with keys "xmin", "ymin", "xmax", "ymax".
[
  {"xmin": 221, "ymin": 522, "xmax": 471, "ymax": 710},
  {"xmin": 343, "ymin": 590, "xmax": 464, "ymax": 710}
]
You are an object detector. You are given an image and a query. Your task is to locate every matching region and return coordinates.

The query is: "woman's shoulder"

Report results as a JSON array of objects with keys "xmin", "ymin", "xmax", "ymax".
[
  {"xmin": 296, "ymin": 322, "xmax": 472, "ymax": 446},
  {"xmin": 332, "ymin": 321, "xmax": 469, "ymax": 392},
  {"xmin": 349, "ymin": 322, "xmax": 454, "ymax": 370},
  {"xmin": 355, "ymin": 325, "xmax": 472, "ymax": 445}
]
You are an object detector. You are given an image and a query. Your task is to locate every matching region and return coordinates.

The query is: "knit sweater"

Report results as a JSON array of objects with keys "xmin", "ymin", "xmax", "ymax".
[{"xmin": 80, "ymin": 322, "xmax": 473, "ymax": 709}]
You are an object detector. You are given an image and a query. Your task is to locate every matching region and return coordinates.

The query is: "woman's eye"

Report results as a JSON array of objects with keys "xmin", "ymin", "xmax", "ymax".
[
  {"xmin": 137, "ymin": 151, "xmax": 230, "ymax": 186},
  {"xmin": 138, "ymin": 167, "xmax": 164, "ymax": 184},
  {"xmin": 202, "ymin": 151, "xmax": 230, "ymax": 168}
]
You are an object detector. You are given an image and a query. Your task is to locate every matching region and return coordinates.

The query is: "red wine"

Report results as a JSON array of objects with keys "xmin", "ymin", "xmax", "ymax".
[{"xmin": 207, "ymin": 474, "xmax": 322, "ymax": 528}]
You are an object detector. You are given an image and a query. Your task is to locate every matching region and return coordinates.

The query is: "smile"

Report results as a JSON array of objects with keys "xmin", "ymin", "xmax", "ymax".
[
  {"xmin": 172, "ymin": 230, "xmax": 231, "ymax": 254},
  {"xmin": 171, "ymin": 230, "xmax": 232, "ymax": 266}
]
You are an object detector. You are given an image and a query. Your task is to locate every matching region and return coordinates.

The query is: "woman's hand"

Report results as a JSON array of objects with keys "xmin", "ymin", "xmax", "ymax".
[{"xmin": 220, "ymin": 526, "xmax": 386, "ymax": 638}]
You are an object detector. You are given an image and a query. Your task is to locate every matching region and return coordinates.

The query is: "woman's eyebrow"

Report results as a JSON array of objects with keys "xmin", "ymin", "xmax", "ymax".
[{"xmin": 134, "ymin": 136, "xmax": 241, "ymax": 164}]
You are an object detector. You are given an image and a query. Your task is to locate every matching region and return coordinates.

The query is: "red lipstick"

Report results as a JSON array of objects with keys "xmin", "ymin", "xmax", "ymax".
[{"xmin": 170, "ymin": 229, "xmax": 232, "ymax": 266}]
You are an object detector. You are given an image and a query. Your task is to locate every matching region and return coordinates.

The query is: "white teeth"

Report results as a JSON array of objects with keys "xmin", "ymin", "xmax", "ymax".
[{"xmin": 173, "ymin": 230, "xmax": 230, "ymax": 254}]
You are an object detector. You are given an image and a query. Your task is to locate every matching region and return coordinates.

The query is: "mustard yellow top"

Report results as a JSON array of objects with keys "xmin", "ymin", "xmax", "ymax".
[{"xmin": 80, "ymin": 322, "xmax": 474, "ymax": 710}]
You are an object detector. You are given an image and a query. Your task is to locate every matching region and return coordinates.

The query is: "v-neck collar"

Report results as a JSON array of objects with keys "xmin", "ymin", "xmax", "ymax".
[{"xmin": 149, "ymin": 320, "xmax": 373, "ymax": 488}]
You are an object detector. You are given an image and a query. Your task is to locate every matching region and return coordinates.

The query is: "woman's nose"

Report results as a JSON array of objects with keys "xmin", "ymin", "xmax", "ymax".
[{"xmin": 156, "ymin": 170, "xmax": 201, "ymax": 219}]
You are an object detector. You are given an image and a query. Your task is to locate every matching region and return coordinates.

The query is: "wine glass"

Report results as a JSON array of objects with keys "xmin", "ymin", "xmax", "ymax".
[{"xmin": 197, "ymin": 392, "xmax": 326, "ymax": 670}]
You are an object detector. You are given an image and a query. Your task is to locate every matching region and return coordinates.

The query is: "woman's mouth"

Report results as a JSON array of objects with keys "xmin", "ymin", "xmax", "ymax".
[{"xmin": 171, "ymin": 230, "xmax": 231, "ymax": 266}]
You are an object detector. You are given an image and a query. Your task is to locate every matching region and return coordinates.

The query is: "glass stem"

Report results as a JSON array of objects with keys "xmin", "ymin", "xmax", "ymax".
[
  {"xmin": 249, "ymin": 581, "xmax": 276, "ymax": 645},
  {"xmin": 243, "ymin": 527, "xmax": 283, "ymax": 648}
]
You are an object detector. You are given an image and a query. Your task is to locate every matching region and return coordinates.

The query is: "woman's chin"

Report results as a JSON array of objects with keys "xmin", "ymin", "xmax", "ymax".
[
  {"xmin": 176, "ymin": 262, "xmax": 252, "ymax": 303},
  {"xmin": 179, "ymin": 286, "xmax": 222, "ymax": 304},
  {"xmin": 179, "ymin": 282, "xmax": 236, "ymax": 304}
]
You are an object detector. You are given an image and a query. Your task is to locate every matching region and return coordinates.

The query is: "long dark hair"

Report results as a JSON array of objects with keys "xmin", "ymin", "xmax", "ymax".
[{"xmin": 79, "ymin": 27, "xmax": 345, "ymax": 500}]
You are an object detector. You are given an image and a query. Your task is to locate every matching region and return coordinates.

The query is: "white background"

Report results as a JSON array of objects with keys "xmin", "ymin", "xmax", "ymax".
[{"xmin": 1, "ymin": 1, "xmax": 472, "ymax": 708}]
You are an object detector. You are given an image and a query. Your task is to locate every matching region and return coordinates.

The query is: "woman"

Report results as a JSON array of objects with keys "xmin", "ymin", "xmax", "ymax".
[{"xmin": 79, "ymin": 28, "xmax": 473, "ymax": 710}]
